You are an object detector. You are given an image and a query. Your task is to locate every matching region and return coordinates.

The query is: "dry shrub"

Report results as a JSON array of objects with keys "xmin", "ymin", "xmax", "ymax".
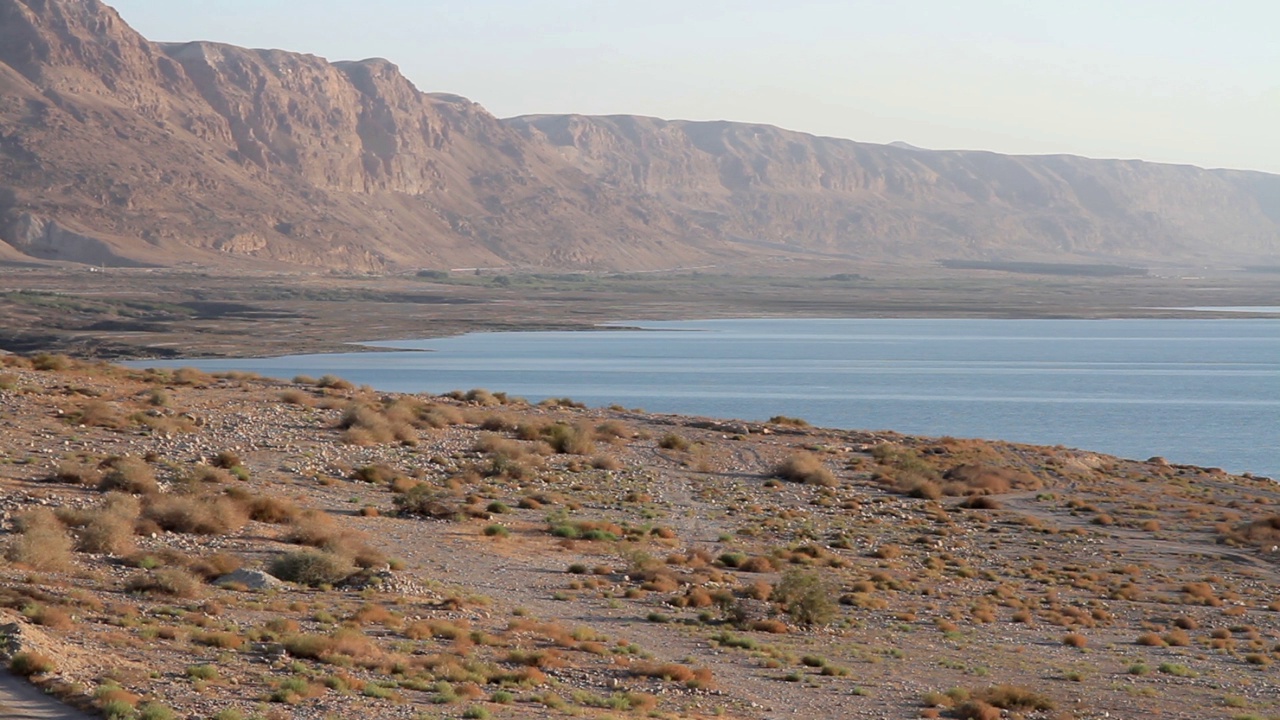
[
  {"xmin": 544, "ymin": 423, "xmax": 597, "ymax": 455},
  {"xmin": 773, "ymin": 452, "xmax": 837, "ymax": 487},
  {"xmin": 193, "ymin": 630, "xmax": 245, "ymax": 650},
  {"xmin": 73, "ymin": 400, "xmax": 128, "ymax": 429},
  {"xmin": 98, "ymin": 456, "xmax": 159, "ymax": 494},
  {"xmin": 285, "ymin": 509, "xmax": 342, "ymax": 546},
  {"xmin": 282, "ymin": 509, "xmax": 383, "ymax": 566},
  {"xmin": 76, "ymin": 493, "xmax": 140, "ymax": 555},
  {"xmin": 270, "ymin": 550, "xmax": 354, "ymax": 587},
  {"xmin": 127, "ymin": 568, "xmax": 203, "ymax": 598},
  {"xmin": 630, "ymin": 662, "xmax": 713, "ymax": 688},
  {"xmin": 968, "ymin": 685, "xmax": 1054, "ymax": 712},
  {"xmin": 49, "ymin": 461, "xmax": 103, "ymax": 486},
  {"xmin": 143, "ymin": 493, "xmax": 248, "ymax": 535},
  {"xmin": 351, "ymin": 463, "xmax": 400, "ymax": 484},
  {"xmin": 6, "ymin": 508, "xmax": 74, "ymax": 571},
  {"xmin": 941, "ymin": 464, "xmax": 1042, "ymax": 496},
  {"xmin": 1062, "ymin": 633, "xmax": 1087, "ymax": 648},
  {"xmin": 279, "ymin": 388, "xmax": 315, "ymax": 406},
  {"xmin": 185, "ymin": 465, "xmax": 234, "ymax": 484},
  {"xmin": 24, "ymin": 604, "xmax": 73, "ymax": 630},
  {"xmin": 9, "ymin": 652, "xmax": 56, "ymax": 676},
  {"xmin": 658, "ymin": 433, "xmax": 692, "ymax": 451},
  {"xmin": 591, "ymin": 455, "xmax": 622, "ymax": 471},
  {"xmin": 596, "ymin": 420, "xmax": 636, "ymax": 442},
  {"xmin": 316, "ymin": 374, "xmax": 354, "ymax": 391},
  {"xmin": 422, "ymin": 404, "xmax": 464, "ymax": 428},
  {"xmin": 172, "ymin": 367, "xmax": 209, "ymax": 386},
  {"xmin": 1135, "ymin": 632, "xmax": 1167, "ymax": 647},
  {"xmin": 1221, "ymin": 515, "xmax": 1280, "ymax": 548},
  {"xmin": 349, "ymin": 603, "xmax": 396, "ymax": 626},
  {"xmin": 740, "ymin": 556, "xmax": 776, "ymax": 573},
  {"xmin": 285, "ymin": 628, "xmax": 381, "ymax": 665},
  {"xmin": 188, "ymin": 552, "xmax": 244, "ymax": 581},
  {"xmin": 227, "ymin": 489, "xmax": 301, "ymax": 524},
  {"xmin": 751, "ymin": 619, "xmax": 789, "ymax": 633}
]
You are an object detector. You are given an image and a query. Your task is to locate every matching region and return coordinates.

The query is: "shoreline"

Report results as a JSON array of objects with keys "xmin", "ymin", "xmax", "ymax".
[{"xmin": 122, "ymin": 316, "xmax": 1280, "ymax": 481}]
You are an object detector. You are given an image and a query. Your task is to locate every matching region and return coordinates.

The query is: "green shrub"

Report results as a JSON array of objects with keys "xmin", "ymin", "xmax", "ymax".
[
  {"xmin": 136, "ymin": 703, "xmax": 177, "ymax": 720},
  {"xmin": 774, "ymin": 569, "xmax": 837, "ymax": 626}
]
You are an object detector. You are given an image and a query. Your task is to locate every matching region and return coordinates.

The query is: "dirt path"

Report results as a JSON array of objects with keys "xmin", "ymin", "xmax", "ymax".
[{"xmin": 0, "ymin": 674, "xmax": 95, "ymax": 720}]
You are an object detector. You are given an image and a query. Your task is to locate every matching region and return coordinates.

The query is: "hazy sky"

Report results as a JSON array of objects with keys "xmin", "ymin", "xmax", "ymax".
[{"xmin": 108, "ymin": 0, "xmax": 1279, "ymax": 174}]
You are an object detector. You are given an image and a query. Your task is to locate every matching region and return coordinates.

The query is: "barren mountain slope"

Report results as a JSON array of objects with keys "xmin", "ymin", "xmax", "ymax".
[
  {"xmin": 1, "ymin": 0, "xmax": 1278, "ymax": 271},
  {"xmin": 507, "ymin": 113, "xmax": 1280, "ymax": 263}
]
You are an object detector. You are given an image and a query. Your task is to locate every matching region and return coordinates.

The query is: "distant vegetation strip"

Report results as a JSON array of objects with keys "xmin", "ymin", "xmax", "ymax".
[{"xmin": 939, "ymin": 260, "xmax": 1149, "ymax": 277}]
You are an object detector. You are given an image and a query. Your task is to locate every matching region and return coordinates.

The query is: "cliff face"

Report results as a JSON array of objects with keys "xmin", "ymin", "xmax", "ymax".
[
  {"xmin": 0, "ymin": 0, "xmax": 1277, "ymax": 271},
  {"xmin": 506, "ymin": 114, "xmax": 1280, "ymax": 262}
]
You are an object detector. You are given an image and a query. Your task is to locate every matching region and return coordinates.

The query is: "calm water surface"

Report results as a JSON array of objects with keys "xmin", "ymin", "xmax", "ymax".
[{"xmin": 133, "ymin": 319, "xmax": 1280, "ymax": 478}]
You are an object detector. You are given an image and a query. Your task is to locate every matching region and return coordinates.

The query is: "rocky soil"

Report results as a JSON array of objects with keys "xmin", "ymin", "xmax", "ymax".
[{"xmin": 0, "ymin": 356, "xmax": 1277, "ymax": 720}]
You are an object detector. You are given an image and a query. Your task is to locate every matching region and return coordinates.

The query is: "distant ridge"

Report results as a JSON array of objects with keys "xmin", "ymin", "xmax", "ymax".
[{"xmin": 1, "ymin": 0, "xmax": 1278, "ymax": 271}]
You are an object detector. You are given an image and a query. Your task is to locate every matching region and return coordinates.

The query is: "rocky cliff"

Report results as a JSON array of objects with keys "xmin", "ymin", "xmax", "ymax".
[{"xmin": 1, "ymin": 0, "xmax": 1277, "ymax": 271}]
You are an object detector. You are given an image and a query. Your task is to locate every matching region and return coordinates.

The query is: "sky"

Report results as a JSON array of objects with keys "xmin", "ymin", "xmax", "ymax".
[{"xmin": 108, "ymin": 0, "xmax": 1280, "ymax": 174}]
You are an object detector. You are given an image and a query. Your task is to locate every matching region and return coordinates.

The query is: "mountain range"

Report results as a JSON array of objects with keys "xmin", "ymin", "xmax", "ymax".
[{"xmin": 2, "ymin": 0, "xmax": 1278, "ymax": 272}]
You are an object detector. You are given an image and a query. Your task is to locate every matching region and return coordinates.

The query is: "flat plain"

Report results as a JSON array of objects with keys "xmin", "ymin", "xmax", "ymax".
[{"xmin": 3, "ymin": 267, "xmax": 1280, "ymax": 359}]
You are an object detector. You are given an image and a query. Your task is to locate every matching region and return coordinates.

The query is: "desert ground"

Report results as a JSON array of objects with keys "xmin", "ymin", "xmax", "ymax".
[
  {"xmin": 2, "ymin": 267, "xmax": 1279, "ymax": 359},
  {"xmin": 0, "ymin": 354, "xmax": 1276, "ymax": 720}
]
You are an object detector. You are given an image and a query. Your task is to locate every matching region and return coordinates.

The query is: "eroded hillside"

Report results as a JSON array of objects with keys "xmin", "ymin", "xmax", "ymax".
[{"xmin": 1, "ymin": 0, "xmax": 1278, "ymax": 271}]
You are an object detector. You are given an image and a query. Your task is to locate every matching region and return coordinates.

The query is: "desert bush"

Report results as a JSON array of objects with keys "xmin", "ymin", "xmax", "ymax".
[
  {"xmin": 394, "ymin": 486, "xmax": 463, "ymax": 520},
  {"xmin": 73, "ymin": 400, "xmax": 129, "ymax": 429},
  {"xmin": 595, "ymin": 420, "xmax": 636, "ymax": 441},
  {"xmin": 658, "ymin": 433, "xmax": 692, "ymax": 451},
  {"xmin": 22, "ymin": 603, "xmax": 73, "ymax": 630},
  {"xmin": 941, "ymin": 464, "xmax": 1042, "ymax": 496},
  {"xmin": 279, "ymin": 388, "xmax": 315, "ymax": 406},
  {"xmin": 77, "ymin": 493, "xmax": 140, "ymax": 555},
  {"xmin": 184, "ymin": 464, "xmax": 235, "ymax": 485},
  {"xmin": 270, "ymin": 550, "xmax": 354, "ymax": 587},
  {"xmin": 98, "ymin": 456, "xmax": 159, "ymax": 495},
  {"xmin": 135, "ymin": 703, "xmax": 177, "ymax": 720},
  {"xmin": 352, "ymin": 463, "xmax": 402, "ymax": 484},
  {"xmin": 591, "ymin": 455, "xmax": 622, "ymax": 471},
  {"xmin": 187, "ymin": 552, "xmax": 244, "ymax": 581},
  {"xmin": 127, "ymin": 568, "xmax": 203, "ymax": 598},
  {"xmin": 6, "ymin": 508, "xmax": 75, "ymax": 571},
  {"xmin": 768, "ymin": 415, "xmax": 809, "ymax": 427},
  {"xmin": 1221, "ymin": 515, "xmax": 1280, "ymax": 548},
  {"xmin": 49, "ymin": 460, "xmax": 103, "ymax": 486},
  {"xmin": 544, "ymin": 423, "xmax": 596, "ymax": 455},
  {"xmin": 9, "ymin": 652, "xmax": 56, "ymax": 676},
  {"xmin": 172, "ymin": 367, "xmax": 209, "ymax": 386},
  {"xmin": 143, "ymin": 493, "xmax": 248, "ymax": 535},
  {"xmin": 773, "ymin": 569, "xmax": 836, "ymax": 626},
  {"xmin": 316, "ymin": 374, "xmax": 354, "ymax": 391},
  {"xmin": 233, "ymin": 491, "xmax": 301, "ymax": 524},
  {"xmin": 31, "ymin": 353, "xmax": 72, "ymax": 371},
  {"xmin": 773, "ymin": 452, "xmax": 837, "ymax": 487}
]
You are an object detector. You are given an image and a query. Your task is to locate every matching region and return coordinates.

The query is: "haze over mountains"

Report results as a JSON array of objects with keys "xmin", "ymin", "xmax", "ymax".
[{"xmin": 1, "ymin": 0, "xmax": 1278, "ymax": 272}]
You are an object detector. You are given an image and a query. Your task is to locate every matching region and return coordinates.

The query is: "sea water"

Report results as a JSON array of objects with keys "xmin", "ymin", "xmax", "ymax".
[{"xmin": 130, "ymin": 318, "xmax": 1280, "ymax": 478}]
